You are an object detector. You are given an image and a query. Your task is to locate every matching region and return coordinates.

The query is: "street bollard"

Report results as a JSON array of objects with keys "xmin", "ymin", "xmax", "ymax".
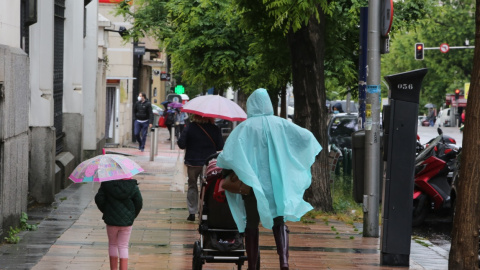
[
  {"xmin": 332, "ymin": 144, "xmax": 342, "ymax": 175},
  {"xmin": 154, "ymin": 127, "xmax": 158, "ymax": 155},
  {"xmin": 170, "ymin": 126, "xmax": 176, "ymax": 150},
  {"xmin": 149, "ymin": 128, "xmax": 155, "ymax": 161},
  {"xmin": 343, "ymin": 148, "xmax": 352, "ymax": 176}
]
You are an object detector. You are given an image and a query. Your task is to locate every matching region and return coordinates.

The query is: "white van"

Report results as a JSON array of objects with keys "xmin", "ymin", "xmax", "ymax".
[{"xmin": 435, "ymin": 108, "xmax": 453, "ymax": 127}]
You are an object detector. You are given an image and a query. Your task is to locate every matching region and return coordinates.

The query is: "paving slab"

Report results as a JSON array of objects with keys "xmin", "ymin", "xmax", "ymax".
[{"xmin": 0, "ymin": 128, "xmax": 450, "ymax": 269}]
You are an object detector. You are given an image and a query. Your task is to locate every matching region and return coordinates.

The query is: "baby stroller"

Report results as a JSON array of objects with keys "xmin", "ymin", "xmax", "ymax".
[{"xmin": 192, "ymin": 153, "xmax": 247, "ymax": 270}]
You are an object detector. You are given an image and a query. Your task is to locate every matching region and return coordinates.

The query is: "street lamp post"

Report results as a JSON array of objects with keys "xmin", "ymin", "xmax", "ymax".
[{"xmin": 363, "ymin": 0, "xmax": 381, "ymax": 238}]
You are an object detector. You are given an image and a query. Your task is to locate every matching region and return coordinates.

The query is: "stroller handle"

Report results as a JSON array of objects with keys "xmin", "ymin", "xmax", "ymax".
[{"xmin": 205, "ymin": 152, "xmax": 220, "ymax": 165}]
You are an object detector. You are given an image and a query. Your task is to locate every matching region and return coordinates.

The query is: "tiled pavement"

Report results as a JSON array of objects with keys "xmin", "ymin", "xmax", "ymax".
[{"xmin": 1, "ymin": 128, "xmax": 449, "ymax": 269}]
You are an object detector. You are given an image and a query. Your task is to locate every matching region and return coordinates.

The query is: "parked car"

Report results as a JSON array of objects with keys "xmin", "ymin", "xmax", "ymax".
[
  {"xmin": 215, "ymin": 118, "xmax": 232, "ymax": 141},
  {"xmin": 327, "ymin": 113, "xmax": 359, "ymax": 149},
  {"xmin": 418, "ymin": 115, "xmax": 428, "ymax": 126},
  {"xmin": 326, "ymin": 100, "xmax": 359, "ymax": 113}
]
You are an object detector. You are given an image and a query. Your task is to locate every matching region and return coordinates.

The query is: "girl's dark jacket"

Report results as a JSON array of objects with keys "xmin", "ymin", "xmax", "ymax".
[
  {"xmin": 177, "ymin": 122, "xmax": 224, "ymax": 166},
  {"xmin": 95, "ymin": 180, "xmax": 143, "ymax": 226}
]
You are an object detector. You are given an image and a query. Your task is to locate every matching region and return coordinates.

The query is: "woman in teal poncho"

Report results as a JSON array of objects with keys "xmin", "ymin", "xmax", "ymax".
[{"xmin": 216, "ymin": 88, "xmax": 322, "ymax": 270}]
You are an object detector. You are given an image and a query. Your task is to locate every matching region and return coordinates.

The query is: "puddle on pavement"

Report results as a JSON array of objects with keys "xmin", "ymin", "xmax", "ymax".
[{"xmin": 182, "ymin": 244, "xmax": 378, "ymax": 254}]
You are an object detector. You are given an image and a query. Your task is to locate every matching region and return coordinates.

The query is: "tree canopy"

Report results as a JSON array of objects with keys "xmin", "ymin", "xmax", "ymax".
[
  {"xmin": 381, "ymin": 0, "xmax": 475, "ymax": 114},
  {"xmin": 114, "ymin": 0, "xmax": 474, "ymax": 212}
]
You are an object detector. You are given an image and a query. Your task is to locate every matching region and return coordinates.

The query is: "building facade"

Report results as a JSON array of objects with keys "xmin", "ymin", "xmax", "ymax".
[
  {"xmin": 0, "ymin": 0, "xmax": 110, "ymax": 238},
  {"xmin": 0, "ymin": 0, "xmax": 166, "ymax": 238},
  {"xmin": 99, "ymin": 0, "xmax": 167, "ymax": 147},
  {"xmin": 0, "ymin": 1, "xmax": 30, "ymax": 238}
]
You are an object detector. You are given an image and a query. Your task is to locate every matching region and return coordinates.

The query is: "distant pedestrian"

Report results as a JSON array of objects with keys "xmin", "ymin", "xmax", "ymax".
[
  {"xmin": 95, "ymin": 179, "xmax": 143, "ymax": 270},
  {"xmin": 134, "ymin": 93, "xmax": 153, "ymax": 151},
  {"xmin": 175, "ymin": 109, "xmax": 188, "ymax": 139},
  {"xmin": 177, "ymin": 114, "xmax": 224, "ymax": 221},
  {"xmin": 427, "ymin": 108, "xmax": 435, "ymax": 127},
  {"xmin": 332, "ymin": 102, "xmax": 344, "ymax": 114},
  {"xmin": 164, "ymin": 106, "xmax": 176, "ymax": 140}
]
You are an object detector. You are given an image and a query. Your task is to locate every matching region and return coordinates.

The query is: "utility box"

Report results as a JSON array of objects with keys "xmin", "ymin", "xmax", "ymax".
[
  {"xmin": 381, "ymin": 68, "xmax": 428, "ymax": 267},
  {"xmin": 352, "ymin": 130, "xmax": 384, "ymax": 203}
]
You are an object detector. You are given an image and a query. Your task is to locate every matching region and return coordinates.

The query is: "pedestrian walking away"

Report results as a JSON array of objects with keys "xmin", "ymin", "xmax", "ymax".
[
  {"xmin": 175, "ymin": 108, "xmax": 188, "ymax": 139},
  {"xmin": 216, "ymin": 88, "xmax": 322, "ymax": 270},
  {"xmin": 95, "ymin": 178, "xmax": 143, "ymax": 270},
  {"xmin": 164, "ymin": 106, "xmax": 176, "ymax": 140},
  {"xmin": 134, "ymin": 92, "xmax": 153, "ymax": 151},
  {"xmin": 177, "ymin": 114, "xmax": 224, "ymax": 221},
  {"xmin": 427, "ymin": 107, "xmax": 436, "ymax": 127}
]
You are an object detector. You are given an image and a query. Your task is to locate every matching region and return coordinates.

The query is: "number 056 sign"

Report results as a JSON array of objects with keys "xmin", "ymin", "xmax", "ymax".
[{"xmin": 397, "ymin": 84, "xmax": 414, "ymax": 90}]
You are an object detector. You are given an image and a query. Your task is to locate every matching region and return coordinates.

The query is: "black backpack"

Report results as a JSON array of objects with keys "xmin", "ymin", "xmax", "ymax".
[{"xmin": 165, "ymin": 111, "xmax": 175, "ymax": 125}]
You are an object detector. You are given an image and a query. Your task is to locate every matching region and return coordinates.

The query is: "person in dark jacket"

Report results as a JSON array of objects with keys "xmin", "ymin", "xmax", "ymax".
[
  {"xmin": 177, "ymin": 114, "xmax": 224, "ymax": 221},
  {"xmin": 95, "ymin": 179, "xmax": 143, "ymax": 270},
  {"xmin": 134, "ymin": 92, "xmax": 154, "ymax": 151},
  {"xmin": 332, "ymin": 102, "xmax": 344, "ymax": 113},
  {"xmin": 164, "ymin": 106, "xmax": 176, "ymax": 140}
]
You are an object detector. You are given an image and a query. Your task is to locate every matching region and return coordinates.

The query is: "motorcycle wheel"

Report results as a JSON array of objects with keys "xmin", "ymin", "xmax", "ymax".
[{"xmin": 412, "ymin": 194, "xmax": 429, "ymax": 227}]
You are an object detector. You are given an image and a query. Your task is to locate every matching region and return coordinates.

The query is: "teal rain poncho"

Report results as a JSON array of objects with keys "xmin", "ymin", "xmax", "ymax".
[{"xmin": 216, "ymin": 88, "xmax": 322, "ymax": 232}]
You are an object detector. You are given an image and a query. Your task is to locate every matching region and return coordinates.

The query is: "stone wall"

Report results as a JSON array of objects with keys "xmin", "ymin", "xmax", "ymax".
[{"xmin": 0, "ymin": 45, "xmax": 30, "ymax": 237}]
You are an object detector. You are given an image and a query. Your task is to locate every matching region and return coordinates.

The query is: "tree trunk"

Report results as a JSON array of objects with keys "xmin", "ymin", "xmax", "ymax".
[
  {"xmin": 280, "ymin": 85, "xmax": 287, "ymax": 119},
  {"xmin": 237, "ymin": 90, "xmax": 247, "ymax": 112},
  {"xmin": 448, "ymin": 2, "xmax": 480, "ymax": 268},
  {"xmin": 287, "ymin": 5, "xmax": 332, "ymax": 211},
  {"xmin": 268, "ymin": 90, "xmax": 279, "ymax": 116}
]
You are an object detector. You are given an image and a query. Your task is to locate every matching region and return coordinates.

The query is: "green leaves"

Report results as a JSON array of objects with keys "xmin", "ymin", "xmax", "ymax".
[
  {"xmin": 382, "ymin": 0, "xmax": 474, "ymax": 110},
  {"xmin": 164, "ymin": 0, "xmax": 252, "ymax": 91},
  {"xmin": 113, "ymin": 0, "xmax": 473, "ymax": 105}
]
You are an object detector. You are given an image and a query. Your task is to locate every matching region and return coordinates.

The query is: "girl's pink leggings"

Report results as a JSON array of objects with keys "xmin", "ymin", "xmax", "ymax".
[{"xmin": 106, "ymin": 225, "xmax": 133, "ymax": 258}]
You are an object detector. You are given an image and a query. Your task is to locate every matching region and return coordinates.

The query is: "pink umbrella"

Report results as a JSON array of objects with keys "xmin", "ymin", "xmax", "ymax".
[
  {"xmin": 69, "ymin": 154, "xmax": 144, "ymax": 183},
  {"xmin": 182, "ymin": 95, "xmax": 247, "ymax": 121}
]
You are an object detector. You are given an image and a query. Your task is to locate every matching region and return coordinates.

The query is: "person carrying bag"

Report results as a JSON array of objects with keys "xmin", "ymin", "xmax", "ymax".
[
  {"xmin": 216, "ymin": 88, "xmax": 322, "ymax": 270},
  {"xmin": 177, "ymin": 114, "xmax": 224, "ymax": 222}
]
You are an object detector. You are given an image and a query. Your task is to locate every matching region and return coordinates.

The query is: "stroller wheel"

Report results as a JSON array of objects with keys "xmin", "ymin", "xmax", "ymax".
[{"xmin": 192, "ymin": 241, "xmax": 203, "ymax": 270}]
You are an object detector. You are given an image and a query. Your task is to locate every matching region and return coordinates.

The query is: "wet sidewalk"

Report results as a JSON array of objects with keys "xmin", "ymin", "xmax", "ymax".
[{"xmin": 0, "ymin": 128, "xmax": 449, "ymax": 269}]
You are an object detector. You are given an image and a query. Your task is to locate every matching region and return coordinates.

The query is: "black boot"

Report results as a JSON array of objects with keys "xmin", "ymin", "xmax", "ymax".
[
  {"xmin": 244, "ymin": 228, "xmax": 259, "ymax": 270},
  {"xmin": 273, "ymin": 224, "xmax": 289, "ymax": 270}
]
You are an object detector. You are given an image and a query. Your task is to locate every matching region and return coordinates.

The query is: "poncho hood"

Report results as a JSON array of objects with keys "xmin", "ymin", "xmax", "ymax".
[
  {"xmin": 216, "ymin": 88, "xmax": 322, "ymax": 232},
  {"xmin": 247, "ymin": 88, "xmax": 274, "ymax": 117}
]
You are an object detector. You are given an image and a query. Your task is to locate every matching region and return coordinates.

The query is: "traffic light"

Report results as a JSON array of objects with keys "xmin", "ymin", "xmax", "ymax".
[
  {"xmin": 415, "ymin": 43, "xmax": 424, "ymax": 60},
  {"xmin": 455, "ymin": 89, "xmax": 460, "ymax": 100}
]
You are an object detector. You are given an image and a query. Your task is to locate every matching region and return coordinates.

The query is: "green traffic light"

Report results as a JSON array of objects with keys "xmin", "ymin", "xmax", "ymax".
[{"xmin": 175, "ymin": 85, "xmax": 185, "ymax": 94}]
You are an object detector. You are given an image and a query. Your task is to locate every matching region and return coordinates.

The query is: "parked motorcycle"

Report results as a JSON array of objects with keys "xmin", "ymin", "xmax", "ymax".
[
  {"xmin": 416, "ymin": 134, "xmax": 424, "ymax": 154},
  {"xmin": 412, "ymin": 128, "xmax": 460, "ymax": 226},
  {"xmin": 415, "ymin": 133, "xmax": 457, "ymax": 156}
]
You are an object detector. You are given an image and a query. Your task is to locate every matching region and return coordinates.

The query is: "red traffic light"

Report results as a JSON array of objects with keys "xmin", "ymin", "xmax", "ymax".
[
  {"xmin": 415, "ymin": 43, "xmax": 424, "ymax": 60},
  {"xmin": 455, "ymin": 89, "xmax": 460, "ymax": 100}
]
